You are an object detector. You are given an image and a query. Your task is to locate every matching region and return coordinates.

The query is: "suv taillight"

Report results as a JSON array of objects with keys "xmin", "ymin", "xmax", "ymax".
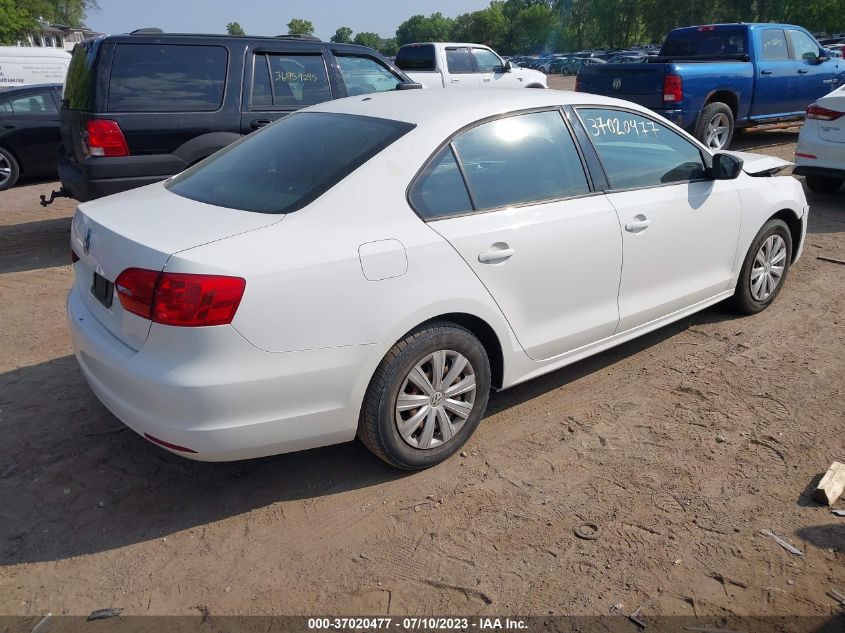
[
  {"xmin": 115, "ymin": 268, "xmax": 246, "ymax": 327},
  {"xmin": 663, "ymin": 74, "xmax": 683, "ymax": 103},
  {"xmin": 84, "ymin": 119, "xmax": 130, "ymax": 157},
  {"xmin": 806, "ymin": 104, "xmax": 844, "ymax": 121}
]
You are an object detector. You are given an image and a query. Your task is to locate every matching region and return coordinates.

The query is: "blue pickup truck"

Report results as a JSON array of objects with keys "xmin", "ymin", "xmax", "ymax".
[{"xmin": 577, "ymin": 23, "xmax": 844, "ymax": 149}]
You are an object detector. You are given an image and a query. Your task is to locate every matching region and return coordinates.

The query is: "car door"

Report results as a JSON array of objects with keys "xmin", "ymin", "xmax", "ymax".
[
  {"xmin": 410, "ymin": 109, "xmax": 622, "ymax": 361},
  {"xmin": 3, "ymin": 90, "xmax": 61, "ymax": 172},
  {"xmin": 470, "ymin": 47, "xmax": 514, "ymax": 87},
  {"xmin": 241, "ymin": 47, "xmax": 334, "ymax": 134},
  {"xmin": 752, "ymin": 28, "xmax": 798, "ymax": 118},
  {"xmin": 787, "ymin": 28, "xmax": 838, "ymax": 112},
  {"xmin": 575, "ymin": 107, "xmax": 742, "ymax": 332},
  {"xmin": 444, "ymin": 47, "xmax": 481, "ymax": 88}
]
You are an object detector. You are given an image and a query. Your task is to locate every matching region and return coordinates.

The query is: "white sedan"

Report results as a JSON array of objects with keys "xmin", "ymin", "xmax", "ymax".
[
  {"xmin": 794, "ymin": 84, "xmax": 845, "ymax": 194},
  {"xmin": 68, "ymin": 89, "xmax": 808, "ymax": 469}
]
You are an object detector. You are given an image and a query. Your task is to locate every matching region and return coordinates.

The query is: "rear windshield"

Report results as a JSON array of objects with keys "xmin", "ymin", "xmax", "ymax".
[
  {"xmin": 395, "ymin": 44, "xmax": 436, "ymax": 71},
  {"xmin": 165, "ymin": 112, "xmax": 414, "ymax": 214},
  {"xmin": 660, "ymin": 29, "xmax": 747, "ymax": 58},
  {"xmin": 108, "ymin": 44, "xmax": 228, "ymax": 112}
]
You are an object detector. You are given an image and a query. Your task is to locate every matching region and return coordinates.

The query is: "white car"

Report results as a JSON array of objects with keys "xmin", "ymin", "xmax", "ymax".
[
  {"xmin": 395, "ymin": 43, "xmax": 547, "ymax": 90},
  {"xmin": 68, "ymin": 89, "xmax": 808, "ymax": 469},
  {"xmin": 794, "ymin": 84, "xmax": 845, "ymax": 194}
]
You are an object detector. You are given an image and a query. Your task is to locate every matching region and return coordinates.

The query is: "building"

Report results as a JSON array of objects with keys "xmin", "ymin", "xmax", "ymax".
[{"xmin": 23, "ymin": 19, "xmax": 103, "ymax": 51}]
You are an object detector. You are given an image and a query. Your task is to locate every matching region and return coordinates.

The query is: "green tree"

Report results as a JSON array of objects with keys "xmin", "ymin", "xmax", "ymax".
[
  {"xmin": 353, "ymin": 31, "xmax": 382, "ymax": 49},
  {"xmin": 331, "ymin": 26, "xmax": 353, "ymax": 43},
  {"xmin": 395, "ymin": 12, "xmax": 454, "ymax": 45},
  {"xmin": 379, "ymin": 37, "xmax": 399, "ymax": 56},
  {"xmin": 226, "ymin": 21, "xmax": 245, "ymax": 35},
  {"xmin": 49, "ymin": 0, "xmax": 98, "ymax": 26},
  {"xmin": 287, "ymin": 18, "xmax": 314, "ymax": 36},
  {"xmin": 507, "ymin": 3, "xmax": 559, "ymax": 53},
  {"xmin": 0, "ymin": 0, "xmax": 37, "ymax": 45},
  {"xmin": 451, "ymin": 4, "xmax": 508, "ymax": 48}
]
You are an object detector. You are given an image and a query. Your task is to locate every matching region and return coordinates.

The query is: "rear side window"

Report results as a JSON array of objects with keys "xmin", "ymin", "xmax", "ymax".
[
  {"xmin": 108, "ymin": 44, "xmax": 228, "ymax": 112},
  {"xmin": 166, "ymin": 112, "xmax": 414, "ymax": 214},
  {"xmin": 395, "ymin": 44, "xmax": 436, "ymax": 71},
  {"xmin": 761, "ymin": 29, "xmax": 789, "ymax": 61},
  {"xmin": 578, "ymin": 108, "xmax": 707, "ymax": 189},
  {"xmin": 8, "ymin": 92, "xmax": 57, "ymax": 115},
  {"xmin": 0, "ymin": 101, "xmax": 10, "ymax": 114},
  {"xmin": 63, "ymin": 41, "xmax": 96, "ymax": 110},
  {"xmin": 259, "ymin": 53, "xmax": 332, "ymax": 108},
  {"xmin": 451, "ymin": 110, "xmax": 590, "ymax": 211},
  {"xmin": 446, "ymin": 48, "xmax": 475, "ymax": 74},
  {"xmin": 336, "ymin": 55, "xmax": 401, "ymax": 95},
  {"xmin": 409, "ymin": 147, "xmax": 473, "ymax": 219}
]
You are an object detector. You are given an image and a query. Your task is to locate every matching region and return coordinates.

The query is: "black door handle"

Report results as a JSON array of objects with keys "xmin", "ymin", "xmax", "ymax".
[
  {"xmin": 760, "ymin": 70, "xmax": 773, "ymax": 75},
  {"xmin": 250, "ymin": 119, "xmax": 271, "ymax": 130},
  {"xmin": 797, "ymin": 69, "xmax": 808, "ymax": 74},
  {"xmin": 2, "ymin": 124, "xmax": 15, "ymax": 129}
]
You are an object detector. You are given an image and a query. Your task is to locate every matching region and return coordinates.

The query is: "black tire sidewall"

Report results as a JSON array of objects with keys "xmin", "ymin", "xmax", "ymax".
[
  {"xmin": 805, "ymin": 175, "xmax": 843, "ymax": 194},
  {"xmin": 373, "ymin": 327, "xmax": 490, "ymax": 470},
  {"xmin": 0, "ymin": 147, "xmax": 19, "ymax": 191},
  {"xmin": 734, "ymin": 219, "xmax": 792, "ymax": 314}
]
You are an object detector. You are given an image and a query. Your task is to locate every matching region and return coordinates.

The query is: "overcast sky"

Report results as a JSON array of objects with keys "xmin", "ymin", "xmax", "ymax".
[{"xmin": 87, "ymin": 0, "xmax": 493, "ymax": 40}]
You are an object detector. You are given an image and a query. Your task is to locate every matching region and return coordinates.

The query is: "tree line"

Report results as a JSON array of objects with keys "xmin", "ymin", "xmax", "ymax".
[
  {"xmin": 0, "ymin": 0, "xmax": 98, "ymax": 45},
  {"xmin": 270, "ymin": 0, "xmax": 845, "ymax": 56}
]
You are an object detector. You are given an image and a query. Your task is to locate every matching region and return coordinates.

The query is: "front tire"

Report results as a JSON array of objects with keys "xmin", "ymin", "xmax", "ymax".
[
  {"xmin": 694, "ymin": 102, "xmax": 735, "ymax": 150},
  {"xmin": 0, "ymin": 147, "xmax": 20, "ymax": 191},
  {"xmin": 358, "ymin": 322, "xmax": 491, "ymax": 470},
  {"xmin": 805, "ymin": 175, "xmax": 844, "ymax": 194},
  {"xmin": 731, "ymin": 219, "xmax": 792, "ymax": 315}
]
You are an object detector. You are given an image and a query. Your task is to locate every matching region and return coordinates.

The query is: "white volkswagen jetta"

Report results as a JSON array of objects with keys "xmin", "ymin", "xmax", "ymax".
[{"xmin": 68, "ymin": 89, "xmax": 808, "ymax": 469}]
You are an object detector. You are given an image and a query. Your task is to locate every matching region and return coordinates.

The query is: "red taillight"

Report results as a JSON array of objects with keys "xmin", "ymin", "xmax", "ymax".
[
  {"xmin": 795, "ymin": 152, "xmax": 818, "ymax": 159},
  {"xmin": 806, "ymin": 104, "xmax": 844, "ymax": 121},
  {"xmin": 115, "ymin": 268, "xmax": 246, "ymax": 327},
  {"xmin": 85, "ymin": 119, "xmax": 129, "ymax": 157},
  {"xmin": 663, "ymin": 74, "xmax": 683, "ymax": 103}
]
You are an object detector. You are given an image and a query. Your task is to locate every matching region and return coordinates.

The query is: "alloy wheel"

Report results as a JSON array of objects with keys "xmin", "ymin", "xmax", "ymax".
[
  {"xmin": 395, "ymin": 350, "xmax": 476, "ymax": 450},
  {"xmin": 0, "ymin": 154, "xmax": 11, "ymax": 188},
  {"xmin": 705, "ymin": 113, "xmax": 731, "ymax": 149},
  {"xmin": 750, "ymin": 234, "xmax": 786, "ymax": 301}
]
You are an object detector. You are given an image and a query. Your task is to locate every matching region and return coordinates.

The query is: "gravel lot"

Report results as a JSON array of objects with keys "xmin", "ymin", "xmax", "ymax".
[{"xmin": 1, "ymin": 79, "xmax": 843, "ymax": 622}]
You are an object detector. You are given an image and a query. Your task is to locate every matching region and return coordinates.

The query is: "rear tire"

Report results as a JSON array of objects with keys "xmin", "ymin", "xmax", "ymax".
[
  {"xmin": 358, "ymin": 322, "xmax": 491, "ymax": 470},
  {"xmin": 694, "ymin": 102, "xmax": 735, "ymax": 150},
  {"xmin": 0, "ymin": 147, "xmax": 20, "ymax": 191},
  {"xmin": 731, "ymin": 219, "xmax": 792, "ymax": 315},
  {"xmin": 805, "ymin": 175, "xmax": 843, "ymax": 194},
  {"xmin": 563, "ymin": 69, "xmax": 571, "ymax": 76}
]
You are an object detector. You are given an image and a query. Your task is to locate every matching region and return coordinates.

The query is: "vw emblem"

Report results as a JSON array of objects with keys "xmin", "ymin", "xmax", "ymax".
[
  {"xmin": 83, "ymin": 228, "xmax": 92, "ymax": 254},
  {"xmin": 431, "ymin": 392, "xmax": 444, "ymax": 407},
  {"xmin": 612, "ymin": 78, "xmax": 622, "ymax": 90}
]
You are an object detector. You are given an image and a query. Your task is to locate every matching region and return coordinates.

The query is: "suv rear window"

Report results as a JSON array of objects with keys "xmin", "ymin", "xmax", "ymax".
[
  {"xmin": 395, "ymin": 44, "xmax": 436, "ymax": 71},
  {"xmin": 166, "ymin": 112, "xmax": 414, "ymax": 214},
  {"xmin": 108, "ymin": 44, "xmax": 228, "ymax": 112},
  {"xmin": 660, "ymin": 29, "xmax": 747, "ymax": 58}
]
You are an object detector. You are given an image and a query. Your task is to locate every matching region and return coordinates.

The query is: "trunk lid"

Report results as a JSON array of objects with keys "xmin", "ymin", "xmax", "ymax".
[
  {"xmin": 577, "ymin": 63, "xmax": 668, "ymax": 110},
  {"xmin": 817, "ymin": 85, "xmax": 845, "ymax": 143},
  {"xmin": 71, "ymin": 182, "xmax": 282, "ymax": 350}
]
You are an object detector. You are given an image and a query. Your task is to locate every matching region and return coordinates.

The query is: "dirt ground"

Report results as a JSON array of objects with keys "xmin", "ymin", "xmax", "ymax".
[{"xmin": 1, "ymin": 78, "xmax": 843, "ymax": 623}]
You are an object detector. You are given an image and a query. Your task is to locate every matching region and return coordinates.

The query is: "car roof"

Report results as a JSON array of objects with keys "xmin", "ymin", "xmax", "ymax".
[
  {"xmin": 0, "ymin": 83, "xmax": 63, "ymax": 96},
  {"xmin": 307, "ymin": 88, "xmax": 650, "ymax": 130},
  {"xmin": 100, "ymin": 33, "xmax": 382, "ymax": 56}
]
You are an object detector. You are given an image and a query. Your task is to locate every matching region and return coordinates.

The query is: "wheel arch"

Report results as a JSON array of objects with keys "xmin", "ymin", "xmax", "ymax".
[
  {"xmin": 412, "ymin": 312, "xmax": 505, "ymax": 389},
  {"xmin": 0, "ymin": 143, "xmax": 22, "ymax": 173},
  {"xmin": 768, "ymin": 208, "xmax": 803, "ymax": 263},
  {"xmin": 705, "ymin": 89, "xmax": 739, "ymax": 120},
  {"xmin": 526, "ymin": 83, "xmax": 546, "ymax": 89}
]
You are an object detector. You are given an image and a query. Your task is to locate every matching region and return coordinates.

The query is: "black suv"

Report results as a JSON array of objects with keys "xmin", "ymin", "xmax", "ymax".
[{"xmin": 58, "ymin": 32, "xmax": 418, "ymax": 201}]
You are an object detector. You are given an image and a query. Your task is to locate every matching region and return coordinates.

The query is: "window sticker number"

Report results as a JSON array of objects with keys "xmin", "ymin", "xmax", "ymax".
[
  {"xmin": 586, "ymin": 116, "xmax": 660, "ymax": 139},
  {"xmin": 275, "ymin": 71, "xmax": 318, "ymax": 83}
]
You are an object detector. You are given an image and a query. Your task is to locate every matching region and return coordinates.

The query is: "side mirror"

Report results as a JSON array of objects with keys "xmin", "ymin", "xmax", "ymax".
[
  {"xmin": 504, "ymin": 61, "xmax": 513, "ymax": 72},
  {"xmin": 817, "ymin": 51, "xmax": 830, "ymax": 63},
  {"xmin": 396, "ymin": 82, "xmax": 423, "ymax": 90},
  {"xmin": 711, "ymin": 152, "xmax": 744, "ymax": 180}
]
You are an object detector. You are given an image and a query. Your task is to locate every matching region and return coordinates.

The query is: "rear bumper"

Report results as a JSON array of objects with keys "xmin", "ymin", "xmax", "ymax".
[
  {"xmin": 652, "ymin": 107, "xmax": 699, "ymax": 130},
  {"xmin": 58, "ymin": 152, "xmax": 187, "ymax": 202},
  {"xmin": 793, "ymin": 165, "xmax": 845, "ymax": 180},
  {"xmin": 67, "ymin": 286, "xmax": 384, "ymax": 461}
]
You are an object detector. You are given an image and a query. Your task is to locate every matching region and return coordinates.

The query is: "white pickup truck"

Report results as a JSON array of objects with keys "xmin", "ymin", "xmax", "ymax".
[{"xmin": 395, "ymin": 43, "xmax": 547, "ymax": 90}]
